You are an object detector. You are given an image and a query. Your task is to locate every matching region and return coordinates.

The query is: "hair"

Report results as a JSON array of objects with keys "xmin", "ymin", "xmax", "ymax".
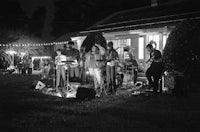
[
  {"xmin": 107, "ymin": 41, "xmax": 113, "ymax": 47},
  {"xmin": 68, "ymin": 41, "xmax": 74, "ymax": 45},
  {"xmin": 146, "ymin": 43, "xmax": 153, "ymax": 49},
  {"xmin": 146, "ymin": 40, "xmax": 157, "ymax": 49},
  {"xmin": 56, "ymin": 49, "xmax": 62, "ymax": 52}
]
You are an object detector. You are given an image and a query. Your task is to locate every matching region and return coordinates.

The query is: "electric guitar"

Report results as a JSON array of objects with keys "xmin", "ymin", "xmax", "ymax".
[{"xmin": 146, "ymin": 57, "xmax": 162, "ymax": 69}]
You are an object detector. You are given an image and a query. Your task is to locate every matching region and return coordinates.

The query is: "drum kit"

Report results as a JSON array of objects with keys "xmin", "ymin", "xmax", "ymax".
[{"xmin": 118, "ymin": 61, "xmax": 138, "ymax": 88}]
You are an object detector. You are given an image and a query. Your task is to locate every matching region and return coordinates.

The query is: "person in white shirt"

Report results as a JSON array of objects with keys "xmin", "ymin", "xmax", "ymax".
[
  {"xmin": 85, "ymin": 44, "xmax": 105, "ymax": 97},
  {"xmin": 55, "ymin": 49, "xmax": 67, "ymax": 91}
]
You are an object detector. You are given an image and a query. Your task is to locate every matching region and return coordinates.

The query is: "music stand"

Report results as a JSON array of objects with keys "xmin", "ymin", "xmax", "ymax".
[
  {"xmin": 96, "ymin": 59, "xmax": 107, "ymax": 95},
  {"xmin": 61, "ymin": 60, "xmax": 74, "ymax": 91}
]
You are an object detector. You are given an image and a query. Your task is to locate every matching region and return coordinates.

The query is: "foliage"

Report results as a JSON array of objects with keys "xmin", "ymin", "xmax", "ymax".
[
  {"xmin": 163, "ymin": 19, "xmax": 200, "ymax": 75},
  {"xmin": 81, "ymin": 32, "xmax": 107, "ymax": 52}
]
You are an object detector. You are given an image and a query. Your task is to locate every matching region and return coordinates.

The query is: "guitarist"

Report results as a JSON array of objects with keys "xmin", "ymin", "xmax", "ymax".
[
  {"xmin": 145, "ymin": 41, "xmax": 163, "ymax": 94},
  {"xmin": 106, "ymin": 41, "xmax": 119, "ymax": 94}
]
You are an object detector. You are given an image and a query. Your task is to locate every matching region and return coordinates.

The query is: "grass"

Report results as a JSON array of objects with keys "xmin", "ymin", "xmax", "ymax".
[{"xmin": 0, "ymin": 74, "xmax": 200, "ymax": 132}]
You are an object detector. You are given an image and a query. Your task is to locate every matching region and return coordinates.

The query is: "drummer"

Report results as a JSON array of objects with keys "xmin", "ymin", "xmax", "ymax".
[
  {"xmin": 125, "ymin": 51, "xmax": 138, "ymax": 84},
  {"xmin": 62, "ymin": 41, "xmax": 80, "ymax": 81}
]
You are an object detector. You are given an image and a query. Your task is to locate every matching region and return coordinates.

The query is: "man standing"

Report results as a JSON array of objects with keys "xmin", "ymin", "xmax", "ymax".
[
  {"xmin": 145, "ymin": 41, "xmax": 163, "ymax": 94},
  {"xmin": 63, "ymin": 41, "xmax": 80, "ymax": 81},
  {"xmin": 55, "ymin": 49, "xmax": 67, "ymax": 91},
  {"xmin": 106, "ymin": 41, "xmax": 119, "ymax": 94}
]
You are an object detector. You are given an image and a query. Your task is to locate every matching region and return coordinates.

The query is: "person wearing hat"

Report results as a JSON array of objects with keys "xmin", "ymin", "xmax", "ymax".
[
  {"xmin": 106, "ymin": 41, "xmax": 119, "ymax": 94},
  {"xmin": 62, "ymin": 41, "xmax": 80, "ymax": 82}
]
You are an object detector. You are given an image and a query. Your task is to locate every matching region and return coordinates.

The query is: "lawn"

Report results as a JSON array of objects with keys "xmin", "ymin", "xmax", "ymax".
[{"xmin": 0, "ymin": 74, "xmax": 200, "ymax": 132}]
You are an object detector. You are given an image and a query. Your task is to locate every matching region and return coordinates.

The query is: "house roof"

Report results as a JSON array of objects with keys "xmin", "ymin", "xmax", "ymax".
[
  {"xmin": 56, "ymin": 0, "xmax": 200, "ymax": 41},
  {"xmin": 81, "ymin": 0, "xmax": 200, "ymax": 33}
]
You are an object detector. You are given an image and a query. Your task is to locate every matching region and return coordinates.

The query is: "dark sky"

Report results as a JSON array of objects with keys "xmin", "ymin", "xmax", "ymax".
[{"xmin": 0, "ymin": 0, "xmax": 175, "ymax": 41}]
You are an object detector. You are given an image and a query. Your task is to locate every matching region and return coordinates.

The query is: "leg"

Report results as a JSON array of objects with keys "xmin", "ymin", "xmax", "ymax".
[
  {"xmin": 110, "ymin": 66, "xmax": 116, "ymax": 93},
  {"xmin": 106, "ymin": 66, "xmax": 111, "ymax": 93},
  {"xmin": 89, "ymin": 68, "xmax": 96, "ymax": 87},
  {"xmin": 74, "ymin": 66, "xmax": 80, "ymax": 81},
  {"xmin": 61, "ymin": 66, "xmax": 66, "ymax": 87},
  {"xmin": 56, "ymin": 66, "xmax": 61, "ymax": 89},
  {"xmin": 94, "ymin": 68, "xmax": 102, "ymax": 97},
  {"xmin": 146, "ymin": 67, "xmax": 153, "ymax": 88},
  {"xmin": 133, "ymin": 69, "xmax": 138, "ymax": 84},
  {"xmin": 152, "ymin": 63, "xmax": 163, "ymax": 94},
  {"xmin": 152, "ymin": 74, "xmax": 160, "ymax": 94}
]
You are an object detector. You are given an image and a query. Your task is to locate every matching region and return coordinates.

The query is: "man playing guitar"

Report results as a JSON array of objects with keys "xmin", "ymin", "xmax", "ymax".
[
  {"xmin": 106, "ymin": 41, "xmax": 119, "ymax": 94},
  {"xmin": 145, "ymin": 41, "xmax": 163, "ymax": 94}
]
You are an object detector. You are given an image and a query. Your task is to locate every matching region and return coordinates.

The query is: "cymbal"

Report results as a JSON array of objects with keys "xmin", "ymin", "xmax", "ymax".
[{"xmin": 61, "ymin": 61, "xmax": 74, "ymax": 63}]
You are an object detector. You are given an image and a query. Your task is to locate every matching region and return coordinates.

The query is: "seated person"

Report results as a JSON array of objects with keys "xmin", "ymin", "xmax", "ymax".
[
  {"xmin": 125, "ymin": 52, "xmax": 138, "ymax": 84},
  {"xmin": 41, "ymin": 60, "xmax": 51, "ymax": 79}
]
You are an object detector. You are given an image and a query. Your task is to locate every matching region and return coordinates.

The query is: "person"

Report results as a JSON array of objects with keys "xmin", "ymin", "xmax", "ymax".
[
  {"xmin": 125, "ymin": 51, "xmax": 138, "ymax": 84},
  {"xmin": 106, "ymin": 41, "xmax": 119, "ymax": 94},
  {"xmin": 55, "ymin": 49, "xmax": 67, "ymax": 91},
  {"xmin": 41, "ymin": 60, "xmax": 51, "ymax": 79},
  {"xmin": 145, "ymin": 41, "xmax": 163, "ymax": 94},
  {"xmin": 62, "ymin": 41, "xmax": 80, "ymax": 81},
  {"xmin": 79, "ymin": 47, "xmax": 86, "ymax": 83},
  {"xmin": 85, "ymin": 44, "xmax": 105, "ymax": 97}
]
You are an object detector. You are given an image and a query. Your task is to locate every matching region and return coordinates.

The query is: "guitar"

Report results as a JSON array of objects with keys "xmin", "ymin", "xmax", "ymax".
[
  {"xmin": 146, "ymin": 57, "xmax": 162, "ymax": 69},
  {"xmin": 107, "ymin": 60, "xmax": 119, "ymax": 67},
  {"xmin": 70, "ymin": 60, "xmax": 79, "ymax": 68}
]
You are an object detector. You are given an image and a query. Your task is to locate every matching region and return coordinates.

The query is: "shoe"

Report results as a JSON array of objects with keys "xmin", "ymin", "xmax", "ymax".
[
  {"xmin": 146, "ymin": 85, "xmax": 153, "ymax": 89},
  {"xmin": 95, "ymin": 94, "xmax": 101, "ymax": 98}
]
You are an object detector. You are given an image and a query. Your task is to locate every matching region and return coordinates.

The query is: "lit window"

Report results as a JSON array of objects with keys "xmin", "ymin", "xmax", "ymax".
[
  {"xmin": 154, "ymin": 35, "xmax": 159, "ymax": 50},
  {"xmin": 138, "ymin": 37, "xmax": 144, "ymax": 60},
  {"xmin": 107, "ymin": 38, "xmax": 131, "ymax": 60},
  {"xmin": 163, "ymin": 35, "xmax": 167, "ymax": 49}
]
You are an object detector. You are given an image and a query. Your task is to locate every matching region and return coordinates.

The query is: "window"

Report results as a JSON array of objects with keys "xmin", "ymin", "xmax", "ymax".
[
  {"xmin": 107, "ymin": 38, "xmax": 131, "ymax": 60},
  {"xmin": 138, "ymin": 37, "xmax": 144, "ymax": 60},
  {"xmin": 163, "ymin": 34, "xmax": 168, "ymax": 49}
]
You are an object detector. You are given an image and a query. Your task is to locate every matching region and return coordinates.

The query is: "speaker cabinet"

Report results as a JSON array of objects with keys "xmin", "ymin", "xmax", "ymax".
[{"xmin": 76, "ymin": 87, "xmax": 95, "ymax": 100}]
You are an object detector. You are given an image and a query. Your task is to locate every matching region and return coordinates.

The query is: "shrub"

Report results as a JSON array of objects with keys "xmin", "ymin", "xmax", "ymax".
[{"xmin": 163, "ymin": 19, "xmax": 200, "ymax": 76}]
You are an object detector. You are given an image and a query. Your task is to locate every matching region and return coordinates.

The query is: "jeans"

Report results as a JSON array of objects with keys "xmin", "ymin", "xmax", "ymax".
[
  {"xmin": 69, "ymin": 66, "xmax": 80, "ymax": 80},
  {"xmin": 88, "ymin": 68, "xmax": 102, "ymax": 96},
  {"xmin": 56, "ymin": 65, "xmax": 66, "ymax": 89},
  {"xmin": 146, "ymin": 62, "xmax": 163, "ymax": 93},
  {"xmin": 106, "ymin": 66, "xmax": 116, "ymax": 93}
]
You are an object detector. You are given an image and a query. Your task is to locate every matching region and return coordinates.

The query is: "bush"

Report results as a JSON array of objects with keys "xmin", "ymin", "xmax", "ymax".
[{"xmin": 163, "ymin": 19, "xmax": 200, "ymax": 76}]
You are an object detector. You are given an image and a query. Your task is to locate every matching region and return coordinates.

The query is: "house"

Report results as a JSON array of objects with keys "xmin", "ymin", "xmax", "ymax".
[{"xmin": 55, "ymin": 0, "xmax": 200, "ymax": 68}]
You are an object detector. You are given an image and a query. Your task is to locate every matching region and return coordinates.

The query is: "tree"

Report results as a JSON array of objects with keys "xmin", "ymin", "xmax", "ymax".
[
  {"xmin": 163, "ymin": 19, "xmax": 200, "ymax": 96},
  {"xmin": 163, "ymin": 19, "xmax": 200, "ymax": 76}
]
